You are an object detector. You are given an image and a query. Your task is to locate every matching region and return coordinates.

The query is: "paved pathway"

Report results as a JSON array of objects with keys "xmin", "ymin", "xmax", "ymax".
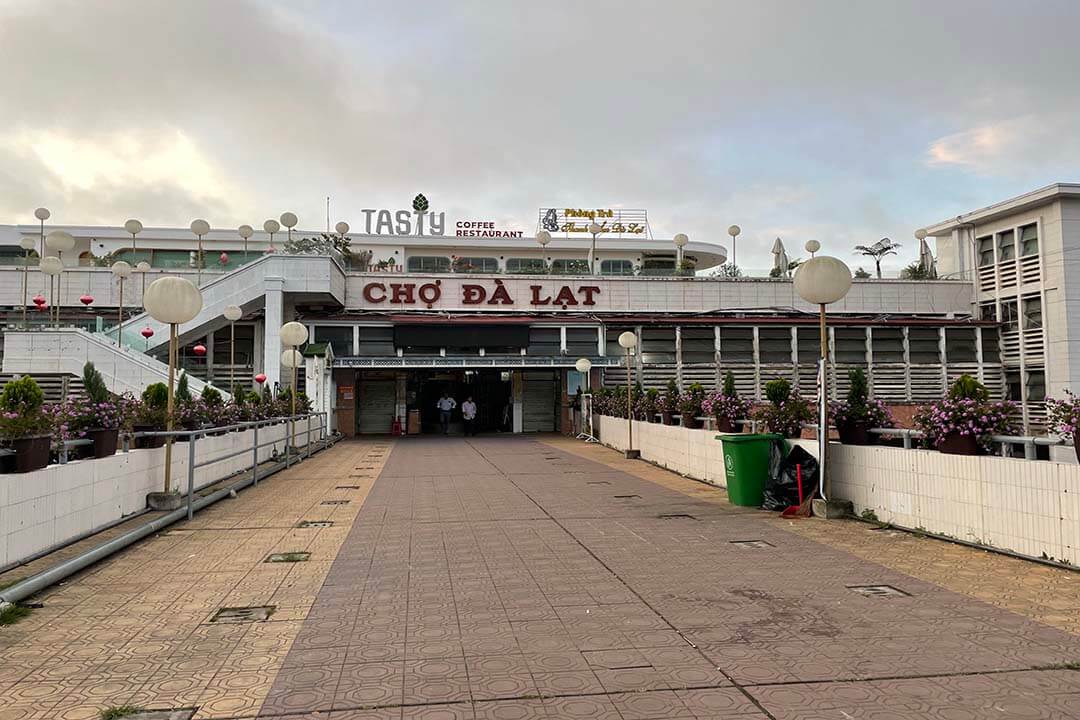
[{"xmin": 1, "ymin": 436, "xmax": 1078, "ymax": 719}]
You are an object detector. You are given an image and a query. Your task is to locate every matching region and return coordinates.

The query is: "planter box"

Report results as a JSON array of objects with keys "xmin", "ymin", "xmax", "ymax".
[{"xmin": 10, "ymin": 435, "xmax": 51, "ymax": 473}]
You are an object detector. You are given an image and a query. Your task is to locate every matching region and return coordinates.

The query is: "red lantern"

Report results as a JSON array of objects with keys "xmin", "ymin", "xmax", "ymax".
[
  {"xmin": 36, "ymin": 302, "xmax": 48, "ymax": 312},
  {"xmin": 255, "ymin": 373, "xmax": 267, "ymax": 385},
  {"xmin": 80, "ymin": 294, "xmax": 94, "ymax": 306},
  {"xmin": 32, "ymin": 294, "xmax": 45, "ymax": 306},
  {"xmin": 141, "ymin": 327, "xmax": 155, "ymax": 339},
  {"xmin": 219, "ymin": 252, "xmax": 229, "ymax": 266},
  {"xmin": 192, "ymin": 344, "xmax": 207, "ymax": 357}
]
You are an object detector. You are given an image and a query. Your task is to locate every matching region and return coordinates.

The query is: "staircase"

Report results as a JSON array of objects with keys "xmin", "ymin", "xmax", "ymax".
[
  {"xmin": 108, "ymin": 254, "xmax": 346, "ymax": 352},
  {"xmin": 2, "ymin": 328, "xmax": 220, "ymax": 398},
  {"xmin": 0, "ymin": 373, "xmax": 84, "ymax": 403}
]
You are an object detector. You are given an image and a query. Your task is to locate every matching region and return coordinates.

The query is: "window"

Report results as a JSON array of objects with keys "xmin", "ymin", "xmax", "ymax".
[
  {"xmin": 945, "ymin": 328, "xmax": 977, "ymax": 363},
  {"xmin": 315, "ymin": 326, "xmax": 355, "ymax": 355},
  {"xmin": 528, "ymin": 327, "xmax": 561, "ymax": 356},
  {"xmin": 1000, "ymin": 299, "xmax": 1019, "ymax": 332},
  {"xmin": 1022, "ymin": 296, "xmax": 1042, "ymax": 330},
  {"xmin": 834, "ymin": 328, "xmax": 868, "ymax": 365},
  {"xmin": 565, "ymin": 328, "xmax": 598, "ymax": 356},
  {"xmin": 1020, "ymin": 223, "xmax": 1039, "ymax": 256},
  {"xmin": 796, "ymin": 327, "xmax": 820, "ymax": 364},
  {"xmin": 998, "ymin": 230, "xmax": 1015, "ymax": 262},
  {"xmin": 212, "ymin": 325, "xmax": 254, "ymax": 368},
  {"xmin": 758, "ymin": 327, "xmax": 793, "ymax": 365},
  {"xmin": 506, "ymin": 258, "xmax": 546, "ymax": 274},
  {"xmin": 639, "ymin": 257, "xmax": 676, "ymax": 276},
  {"xmin": 977, "ymin": 236, "xmax": 994, "ymax": 267},
  {"xmin": 640, "ymin": 327, "xmax": 676, "ymax": 364},
  {"xmin": 453, "ymin": 256, "xmax": 498, "ymax": 273},
  {"xmin": 719, "ymin": 327, "xmax": 754, "ymax": 364},
  {"xmin": 407, "ymin": 256, "xmax": 450, "ymax": 272},
  {"xmin": 680, "ymin": 327, "xmax": 716, "ymax": 364},
  {"xmin": 1027, "ymin": 369, "xmax": 1046, "ymax": 402},
  {"xmin": 551, "ymin": 259, "xmax": 589, "ymax": 274},
  {"xmin": 981, "ymin": 328, "xmax": 1000, "ymax": 363},
  {"xmin": 151, "ymin": 250, "xmax": 199, "ymax": 269},
  {"xmin": 606, "ymin": 328, "xmax": 635, "ymax": 356},
  {"xmin": 600, "ymin": 259, "xmax": 634, "ymax": 276},
  {"xmin": 980, "ymin": 302, "xmax": 997, "ymax": 322},
  {"xmin": 871, "ymin": 328, "xmax": 904, "ymax": 363},
  {"xmin": 908, "ymin": 328, "xmax": 941, "ymax": 364},
  {"xmin": 1005, "ymin": 370, "xmax": 1022, "ymax": 402},
  {"xmin": 357, "ymin": 327, "xmax": 395, "ymax": 356}
]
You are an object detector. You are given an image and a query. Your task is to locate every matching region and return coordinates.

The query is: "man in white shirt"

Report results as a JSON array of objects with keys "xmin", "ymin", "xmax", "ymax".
[
  {"xmin": 461, "ymin": 396, "xmax": 478, "ymax": 436},
  {"xmin": 436, "ymin": 392, "xmax": 457, "ymax": 435}
]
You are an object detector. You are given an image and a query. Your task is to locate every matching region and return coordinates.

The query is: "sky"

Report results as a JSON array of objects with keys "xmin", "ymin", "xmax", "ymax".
[{"xmin": 1, "ymin": 0, "xmax": 1078, "ymax": 275}]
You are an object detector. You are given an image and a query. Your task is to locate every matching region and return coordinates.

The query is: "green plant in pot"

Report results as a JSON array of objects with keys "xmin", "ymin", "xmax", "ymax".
[
  {"xmin": 0, "ymin": 376, "xmax": 53, "ymax": 473},
  {"xmin": 660, "ymin": 379, "xmax": 679, "ymax": 425},
  {"xmin": 1046, "ymin": 390, "xmax": 1080, "ymax": 462},
  {"xmin": 702, "ymin": 372, "xmax": 751, "ymax": 433},
  {"xmin": 82, "ymin": 362, "xmax": 124, "ymax": 459},
  {"xmin": 133, "ymin": 383, "xmax": 169, "ymax": 448},
  {"xmin": 754, "ymin": 377, "xmax": 813, "ymax": 438},
  {"xmin": 830, "ymin": 368, "xmax": 894, "ymax": 445},
  {"xmin": 913, "ymin": 374, "xmax": 1018, "ymax": 455},
  {"xmin": 678, "ymin": 383, "xmax": 707, "ymax": 429},
  {"xmin": 639, "ymin": 388, "xmax": 660, "ymax": 422}
]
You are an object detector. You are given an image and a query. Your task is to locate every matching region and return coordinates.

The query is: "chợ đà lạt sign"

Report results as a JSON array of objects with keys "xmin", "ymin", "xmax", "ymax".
[{"xmin": 361, "ymin": 279, "xmax": 600, "ymax": 309}]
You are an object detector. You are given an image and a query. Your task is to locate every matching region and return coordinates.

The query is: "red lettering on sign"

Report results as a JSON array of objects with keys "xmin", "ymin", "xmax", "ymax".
[
  {"xmin": 363, "ymin": 283, "xmax": 386, "ymax": 303},
  {"xmin": 418, "ymin": 282, "xmax": 442, "ymax": 308},
  {"xmin": 553, "ymin": 286, "xmax": 579, "ymax": 306},
  {"xmin": 579, "ymin": 286, "xmax": 600, "ymax": 306},
  {"xmin": 390, "ymin": 283, "xmax": 415, "ymax": 304},
  {"xmin": 488, "ymin": 281, "xmax": 513, "ymax": 305},
  {"xmin": 530, "ymin": 285, "xmax": 551, "ymax": 305},
  {"xmin": 462, "ymin": 284, "xmax": 486, "ymax": 304}
]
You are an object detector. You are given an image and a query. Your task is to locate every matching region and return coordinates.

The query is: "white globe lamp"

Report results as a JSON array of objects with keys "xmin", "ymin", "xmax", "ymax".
[
  {"xmin": 615, "ymin": 331, "xmax": 639, "ymax": 458},
  {"xmin": 727, "ymin": 224, "xmax": 741, "ymax": 266},
  {"xmin": 223, "ymin": 304, "xmax": 243, "ymax": 392},
  {"xmin": 263, "ymin": 219, "xmax": 279, "ymax": 252},
  {"xmin": 335, "ymin": 221, "xmax": 350, "ymax": 235}
]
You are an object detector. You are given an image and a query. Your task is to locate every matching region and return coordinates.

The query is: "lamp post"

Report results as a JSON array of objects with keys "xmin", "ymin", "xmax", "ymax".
[
  {"xmin": 190, "ymin": 219, "xmax": 210, "ymax": 282},
  {"xmin": 727, "ymin": 224, "xmax": 741, "ymax": 267},
  {"xmin": 536, "ymin": 230, "xmax": 551, "ymax": 271},
  {"xmin": 19, "ymin": 237, "xmax": 35, "ymax": 326},
  {"xmin": 224, "ymin": 305, "xmax": 243, "ymax": 393},
  {"xmin": 263, "ymin": 219, "xmax": 279, "ymax": 253},
  {"xmin": 335, "ymin": 221, "xmax": 349, "ymax": 238},
  {"xmin": 575, "ymin": 357, "xmax": 597, "ymax": 442},
  {"xmin": 617, "ymin": 331, "xmax": 639, "ymax": 459},
  {"xmin": 135, "ymin": 261, "xmax": 151, "ymax": 298},
  {"xmin": 34, "ymin": 207, "xmax": 50, "ymax": 257},
  {"xmin": 674, "ymin": 233, "xmax": 689, "ymax": 274},
  {"xmin": 124, "ymin": 219, "xmax": 143, "ymax": 257},
  {"xmin": 588, "ymin": 222, "xmax": 603, "ymax": 275},
  {"xmin": 280, "ymin": 212, "xmax": 298, "ymax": 248},
  {"xmin": 805, "ymin": 239, "xmax": 821, "ymax": 258},
  {"xmin": 111, "ymin": 261, "xmax": 132, "ymax": 346},
  {"xmin": 237, "ymin": 224, "xmax": 254, "ymax": 264},
  {"xmin": 44, "ymin": 230, "xmax": 75, "ymax": 327},
  {"xmin": 143, "ymin": 277, "xmax": 203, "ymax": 495},
  {"xmin": 793, "ymin": 255, "xmax": 852, "ymax": 507},
  {"xmin": 39, "ymin": 256, "xmax": 63, "ymax": 329}
]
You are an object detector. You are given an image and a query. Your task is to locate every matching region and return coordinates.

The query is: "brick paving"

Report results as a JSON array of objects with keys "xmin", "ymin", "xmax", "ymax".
[{"xmin": 2, "ymin": 436, "xmax": 1079, "ymax": 720}]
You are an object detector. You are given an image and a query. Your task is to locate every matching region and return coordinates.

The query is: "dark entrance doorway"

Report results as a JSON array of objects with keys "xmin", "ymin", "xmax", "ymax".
[{"xmin": 407, "ymin": 369, "xmax": 512, "ymax": 434}]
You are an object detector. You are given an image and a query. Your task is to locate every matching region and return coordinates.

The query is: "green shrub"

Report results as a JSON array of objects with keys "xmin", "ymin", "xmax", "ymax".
[
  {"xmin": 82, "ymin": 362, "xmax": 110, "ymax": 404},
  {"xmin": 0, "ymin": 376, "xmax": 44, "ymax": 414},
  {"xmin": 947, "ymin": 374, "xmax": 989, "ymax": 402},
  {"xmin": 764, "ymin": 378, "xmax": 792, "ymax": 406},
  {"xmin": 141, "ymin": 383, "xmax": 168, "ymax": 409},
  {"xmin": 722, "ymin": 371, "xmax": 737, "ymax": 397},
  {"xmin": 201, "ymin": 386, "xmax": 223, "ymax": 406},
  {"xmin": 176, "ymin": 374, "xmax": 191, "ymax": 403}
]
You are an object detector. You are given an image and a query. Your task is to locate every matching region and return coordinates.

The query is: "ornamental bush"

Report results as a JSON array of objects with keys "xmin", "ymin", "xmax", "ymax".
[
  {"xmin": 0, "ymin": 376, "xmax": 51, "ymax": 440},
  {"xmin": 661, "ymin": 379, "xmax": 680, "ymax": 414},
  {"xmin": 82, "ymin": 362, "xmax": 110, "ymax": 405},
  {"xmin": 1046, "ymin": 390, "xmax": 1080, "ymax": 441},
  {"xmin": 755, "ymin": 378, "xmax": 813, "ymax": 437},
  {"xmin": 702, "ymin": 389, "xmax": 751, "ymax": 424},
  {"xmin": 677, "ymin": 383, "xmax": 706, "ymax": 419},
  {"xmin": 914, "ymin": 376, "xmax": 1018, "ymax": 450},
  {"xmin": 830, "ymin": 368, "xmax": 894, "ymax": 429}
]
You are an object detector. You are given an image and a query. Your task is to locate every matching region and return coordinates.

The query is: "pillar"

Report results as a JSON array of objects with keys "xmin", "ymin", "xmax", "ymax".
[{"xmin": 262, "ymin": 277, "xmax": 285, "ymax": 389}]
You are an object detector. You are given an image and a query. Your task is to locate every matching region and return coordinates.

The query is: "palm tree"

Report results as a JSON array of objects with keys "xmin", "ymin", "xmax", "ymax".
[{"xmin": 853, "ymin": 238, "xmax": 901, "ymax": 279}]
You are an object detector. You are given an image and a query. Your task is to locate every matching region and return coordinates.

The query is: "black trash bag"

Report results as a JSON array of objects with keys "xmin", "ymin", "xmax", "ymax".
[{"xmin": 762, "ymin": 442, "xmax": 819, "ymax": 510}]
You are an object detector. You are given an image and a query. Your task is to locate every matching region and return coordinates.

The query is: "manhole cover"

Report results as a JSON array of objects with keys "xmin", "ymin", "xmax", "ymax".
[
  {"xmin": 849, "ymin": 584, "xmax": 910, "ymax": 598},
  {"xmin": 614, "ymin": 495, "xmax": 642, "ymax": 500},
  {"xmin": 336, "ymin": 485, "xmax": 361, "ymax": 490},
  {"xmin": 657, "ymin": 514, "xmax": 697, "ymax": 520},
  {"xmin": 211, "ymin": 606, "xmax": 275, "ymax": 623},
  {"xmin": 116, "ymin": 710, "xmax": 196, "ymax": 720},
  {"xmin": 588, "ymin": 481, "xmax": 610, "ymax": 485},
  {"xmin": 297, "ymin": 520, "xmax": 334, "ymax": 528},
  {"xmin": 322, "ymin": 500, "xmax": 349, "ymax": 505},
  {"xmin": 266, "ymin": 552, "xmax": 311, "ymax": 563},
  {"xmin": 730, "ymin": 540, "xmax": 774, "ymax": 549}
]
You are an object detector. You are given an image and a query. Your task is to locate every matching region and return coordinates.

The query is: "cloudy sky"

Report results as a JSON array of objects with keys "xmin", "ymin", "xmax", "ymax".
[{"xmin": 2, "ymin": 0, "xmax": 1078, "ymax": 274}]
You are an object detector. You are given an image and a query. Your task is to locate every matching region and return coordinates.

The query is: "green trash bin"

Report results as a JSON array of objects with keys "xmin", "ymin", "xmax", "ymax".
[{"xmin": 717, "ymin": 433, "xmax": 783, "ymax": 507}]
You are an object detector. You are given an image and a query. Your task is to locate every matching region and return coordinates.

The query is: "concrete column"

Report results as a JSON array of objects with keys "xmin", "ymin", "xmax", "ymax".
[
  {"xmin": 262, "ymin": 277, "xmax": 285, "ymax": 389},
  {"xmin": 512, "ymin": 370, "xmax": 523, "ymax": 433}
]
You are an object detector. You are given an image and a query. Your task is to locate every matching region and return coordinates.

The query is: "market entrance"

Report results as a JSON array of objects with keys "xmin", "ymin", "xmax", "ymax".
[{"xmin": 407, "ymin": 369, "xmax": 513, "ymax": 435}]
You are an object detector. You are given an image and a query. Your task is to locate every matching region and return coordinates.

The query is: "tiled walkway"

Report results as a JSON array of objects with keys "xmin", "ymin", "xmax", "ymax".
[{"xmin": 1, "ymin": 436, "xmax": 1078, "ymax": 719}]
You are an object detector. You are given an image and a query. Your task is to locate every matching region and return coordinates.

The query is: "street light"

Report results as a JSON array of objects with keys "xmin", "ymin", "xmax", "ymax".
[
  {"xmin": 263, "ymin": 219, "xmax": 280, "ymax": 253},
  {"xmin": 143, "ymin": 276, "xmax": 203, "ymax": 495},
  {"xmin": 19, "ymin": 237, "xmax": 35, "ymax": 326},
  {"xmin": 575, "ymin": 357, "xmax": 596, "ymax": 442},
  {"xmin": 793, "ymin": 255, "xmax": 853, "ymax": 507},
  {"xmin": 223, "ymin": 304, "xmax": 243, "ymax": 393},
  {"xmin": 727, "ymin": 224, "xmax": 741, "ymax": 267},
  {"xmin": 280, "ymin": 320, "xmax": 308, "ymax": 416},
  {"xmin": 34, "ymin": 207, "xmax": 50, "ymax": 257},
  {"xmin": 111, "ymin": 261, "xmax": 132, "ymax": 346},
  {"xmin": 44, "ymin": 230, "xmax": 74, "ymax": 327},
  {"xmin": 39, "ymin": 256, "xmax": 63, "ymax": 329},
  {"xmin": 805, "ymin": 240, "xmax": 821, "ymax": 258},
  {"xmin": 674, "ymin": 233, "xmax": 689, "ymax": 273},
  {"xmin": 617, "ymin": 331, "xmax": 639, "ymax": 459},
  {"xmin": 124, "ymin": 219, "xmax": 143, "ymax": 256},
  {"xmin": 536, "ymin": 230, "xmax": 551, "ymax": 271},
  {"xmin": 588, "ymin": 222, "xmax": 603, "ymax": 275},
  {"xmin": 190, "ymin": 219, "xmax": 210, "ymax": 281},
  {"xmin": 237, "ymin": 224, "xmax": 254, "ymax": 264},
  {"xmin": 335, "ymin": 221, "xmax": 349, "ymax": 236},
  {"xmin": 280, "ymin": 212, "xmax": 298, "ymax": 248},
  {"xmin": 135, "ymin": 261, "xmax": 151, "ymax": 297}
]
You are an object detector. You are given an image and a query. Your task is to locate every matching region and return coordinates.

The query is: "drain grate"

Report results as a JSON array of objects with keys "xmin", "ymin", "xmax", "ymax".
[
  {"xmin": 849, "ymin": 584, "xmax": 910, "ymax": 598},
  {"xmin": 658, "ymin": 513, "xmax": 697, "ymax": 520},
  {"xmin": 730, "ymin": 540, "xmax": 774, "ymax": 549},
  {"xmin": 336, "ymin": 485, "xmax": 361, "ymax": 490},
  {"xmin": 297, "ymin": 520, "xmax": 334, "ymax": 528},
  {"xmin": 115, "ymin": 710, "xmax": 197, "ymax": 720},
  {"xmin": 613, "ymin": 494, "xmax": 642, "ymax": 500},
  {"xmin": 211, "ymin": 606, "xmax": 275, "ymax": 623},
  {"xmin": 266, "ymin": 552, "xmax": 311, "ymax": 563},
  {"xmin": 587, "ymin": 481, "xmax": 611, "ymax": 485},
  {"xmin": 322, "ymin": 500, "xmax": 349, "ymax": 505}
]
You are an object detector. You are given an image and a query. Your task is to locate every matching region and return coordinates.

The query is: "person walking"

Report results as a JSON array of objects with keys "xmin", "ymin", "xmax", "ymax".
[
  {"xmin": 436, "ymin": 392, "xmax": 457, "ymax": 435},
  {"xmin": 462, "ymin": 396, "xmax": 478, "ymax": 436}
]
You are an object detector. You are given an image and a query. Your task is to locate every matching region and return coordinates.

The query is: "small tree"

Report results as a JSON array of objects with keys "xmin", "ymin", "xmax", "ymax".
[
  {"xmin": 82, "ymin": 362, "xmax": 110, "ymax": 404},
  {"xmin": 722, "ymin": 371, "xmax": 737, "ymax": 397},
  {"xmin": 853, "ymin": 238, "xmax": 901, "ymax": 279},
  {"xmin": 176, "ymin": 374, "xmax": 191, "ymax": 403},
  {"xmin": 712, "ymin": 262, "xmax": 743, "ymax": 278},
  {"xmin": 899, "ymin": 261, "xmax": 933, "ymax": 280},
  {"xmin": 854, "ymin": 267, "xmax": 872, "ymax": 279},
  {"xmin": 948, "ymin": 374, "xmax": 989, "ymax": 402},
  {"xmin": 142, "ymin": 383, "xmax": 168, "ymax": 409},
  {"xmin": 201, "ymin": 385, "xmax": 223, "ymax": 406}
]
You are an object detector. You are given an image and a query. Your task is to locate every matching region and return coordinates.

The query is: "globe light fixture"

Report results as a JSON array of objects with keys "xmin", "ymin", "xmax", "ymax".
[
  {"xmin": 727, "ymin": 224, "xmax": 741, "ymax": 266},
  {"xmin": 280, "ymin": 212, "xmax": 298, "ymax": 247},
  {"xmin": 19, "ymin": 237, "xmax": 36, "ymax": 326},
  {"xmin": 192, "ymin": 343, "xmax": 207, "ymax": 357},
  {"xmin": 805, "ymin": 239, "xmax": 821, "ymax": 257},
  {"xmin": 793, "ymin": 256, "xmax": 853, "ymax": 504},
  {"xmin": 143, "ymin": 276, "xmax": 204, "ymax": 495},
  {"xmin": 111, "ymin": 260, "xmax": 133, "ymax": 344},
  {"xmin": 34, "ymin": 207, "xmax": 50, "ymax": 257},
  {"xmin": 915, "ymin": 228, "xmax": 928, "ymax": 241},
  {"xmin": 673, "ymin": 233, "xmax": 689, "ymax": 271},
  {"xmin": 135, "ymin": 260, "xmax": 151, "ymax": 296},
  {"xmin": 616, "ymin": 331, "xmax": 639, "ymax": 459},
  {"xmin": 263, "ymin": 219, "xmax": 279, "ymax": 252},
  {"xmin": 238, "ymin": 224, "xmax": 254, "ymax": 263},
  {"xmin": 124, "ymin": 219, "xmax": 143, "ymax": 255},
  {"xmin": 587, "ymin": 222, "xmax": 603, "ymax": 275},
  {"xmin": 223, "ymin": 304, "xmax": 243, "ymax": 392},
  {"xmin": 39, "ymin": 255, "xmax": 64, "ymax": 328},
  {"xmin": 190, "ymin": 219, "xmax": 210, "ymax": 280},
  {"xmin": 255, "ymin": 373, "xmax": 267, "ymax": 385},
  {"xmin": 280, "ymin": 321, "xmax": 308, "ymax": 421},
  {"xmin": 335, "ymin": 221, "xmax": 350, "ymax": 236}
]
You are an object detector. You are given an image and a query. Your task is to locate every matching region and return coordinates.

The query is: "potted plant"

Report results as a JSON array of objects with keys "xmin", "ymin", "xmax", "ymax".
[
  {"xmin": 638, "ymin": 388, "xmax": 660, "ymax": 423},
  {"xmin": 830, "ymin": 368, "xmax": 894, "ymax": 445},
  {"xmin": 0, "ymin": 376, "xmax": 53, "ymax": 473},
  {"xmin": 704, "ymin": 372, "xmax": 751, "ymax": 433},
  {"xmin": 678, "ymin": 383, "xmax": 706, "ymax": 429},
  {"xmin": 913, "ymin": 375, "xmax": 1019, "ymax": 455},
  {"xmin": 660, "ymin": 379, "xmax": 679, "ymax": 425},
  {"xmin": 201, "ymin": 385, "xmax": 227, "ymax": 434},
  {"xmin": 1046, "ymin": 390, "xmax": 1080, "ymax": 461},
  {"xmin": 82, "ymin": 362, "xmax": 124, "ymax": 458},
  {"xmin": 754, "ymin": 377, "xmax": 813, "ymax": 438},
  {"xmin": 133, "ymin": 383, "xmax": 169, "ymax": 448}
]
